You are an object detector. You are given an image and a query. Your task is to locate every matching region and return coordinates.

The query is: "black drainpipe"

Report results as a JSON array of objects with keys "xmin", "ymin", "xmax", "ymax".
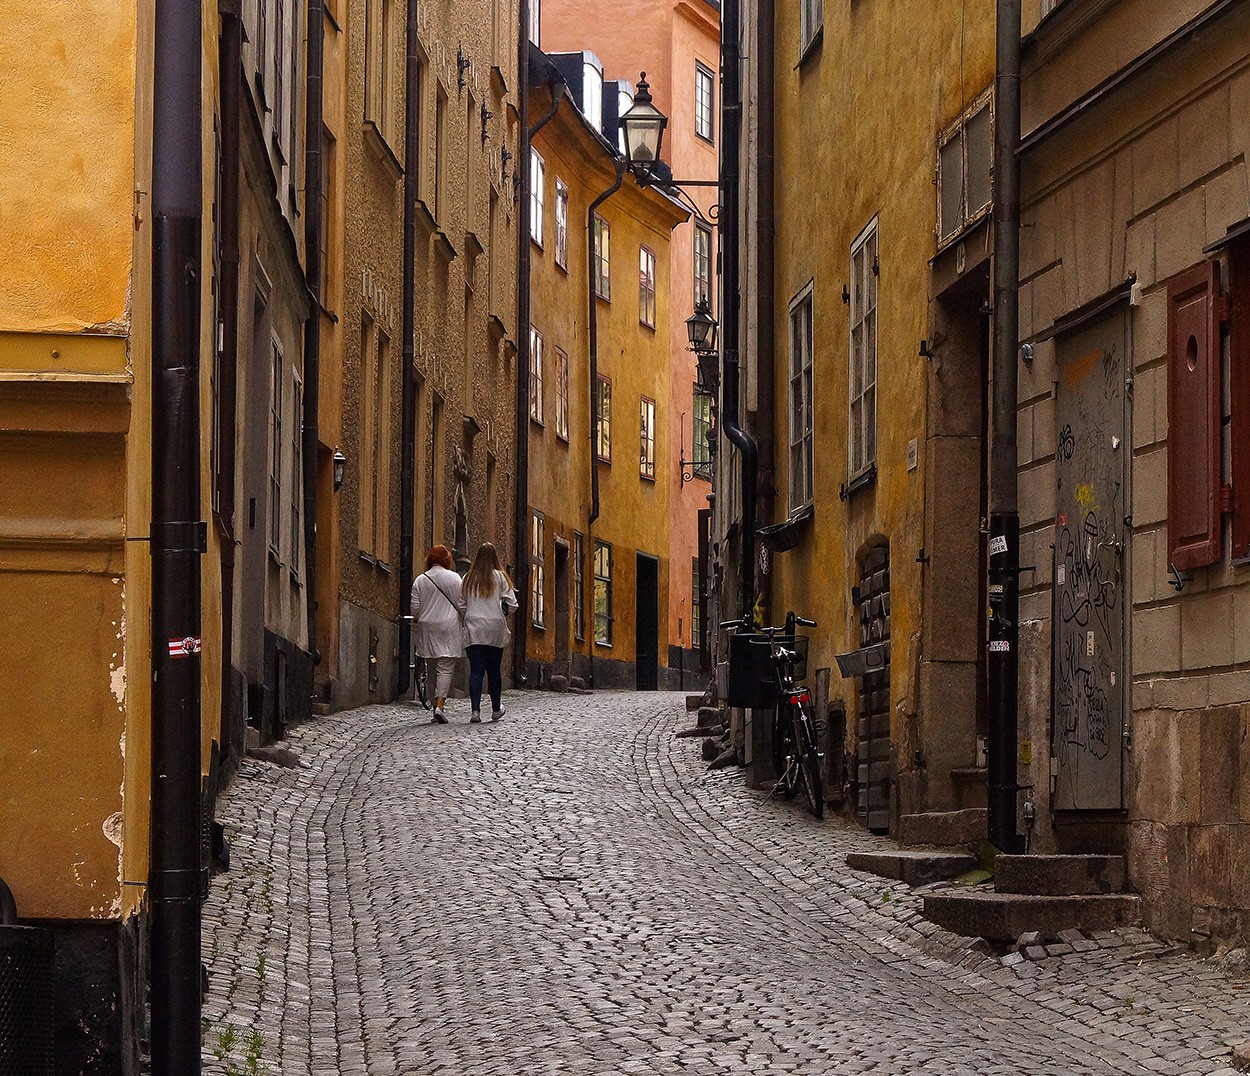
[
  {"xmin": 512, "ymin": 32, "xmax": 531, "ymax": 686},
  {"xmin": 719, "ymin": 0, "xmax": 756, "ymax": 622},
  {"xmin": 150, "ymin": 0, "xmax": 204, "ymax": 1067},
  {"xmin": 303, "ymin": 0, "xmax": 325, "ymax": 693},
  {"xmin": 398, "ymin": 0, "xmax": 420, "ymax": 695}
]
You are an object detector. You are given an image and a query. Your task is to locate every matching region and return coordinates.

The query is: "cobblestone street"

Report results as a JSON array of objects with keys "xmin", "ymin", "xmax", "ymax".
[{"xmin": 203, "ymin": 692, "xmax": 1250, "ymax": 1075}]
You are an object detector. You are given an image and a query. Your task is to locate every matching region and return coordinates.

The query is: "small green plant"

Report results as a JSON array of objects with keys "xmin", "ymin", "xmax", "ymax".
[
  {"xmin": 214, "ymin": 1024, "xmax": 267, "ymax": 1075},
  {"xmin": 215, "ymin": 1026, "xmax": 238, "ymax": 1061},
  {"xmin": 881, "ymin": 890, "xmax": 891, "ymax": 903},
  {"xmin": 1125, "ymin": 995, "xmax": 1136, "ymax": 1008},
  {"xmin": 256, "ymin": 951, "xmax": 267, "ymax": 986}
]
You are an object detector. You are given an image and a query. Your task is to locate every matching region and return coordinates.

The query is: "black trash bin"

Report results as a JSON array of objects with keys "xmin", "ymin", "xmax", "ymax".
[
  {"xmin": 0, "ymin": 883, "xmax": 54, "ymax": 1076},
  {"xmin": 726, "ymin": 633, "xmax": 808, "ymax": 708}
]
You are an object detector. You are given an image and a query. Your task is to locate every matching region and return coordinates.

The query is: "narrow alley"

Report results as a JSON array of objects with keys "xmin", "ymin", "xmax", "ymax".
[{"xmin": 203, "ymin": 693, "xmax": 1250, "ymax": 1075}]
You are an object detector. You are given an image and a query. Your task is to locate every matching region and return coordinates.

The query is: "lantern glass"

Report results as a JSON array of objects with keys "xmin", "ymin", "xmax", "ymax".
[{"xmin": 621, "ymin": 74, "xmax": 667, "ymax": 173}]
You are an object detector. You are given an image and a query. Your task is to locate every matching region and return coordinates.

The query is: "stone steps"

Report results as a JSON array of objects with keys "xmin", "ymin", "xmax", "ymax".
[
  {"xmin": 899, "ymin": 808, "xmax": 986, "ymax": 848},
  {"xmin": 923, "ymin": 890, "xmax": 1140, "ymax": 942},
  {"xmin": 846, "ymin": 849, "xmax": 978, "ymax": 887},
  {"xmin": 996, "ymin": 854, "xmax": 1126, "ymax": 896}
]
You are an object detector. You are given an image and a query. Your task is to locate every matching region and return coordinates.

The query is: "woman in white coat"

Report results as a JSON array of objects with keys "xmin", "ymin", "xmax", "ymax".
[
  {"xmin": 458, "ymin": 543, "xmax": 518, "ymax": 723},
  {"xmin": 410, "ymin": 544, "xmax": 464, "ymax": 723}
]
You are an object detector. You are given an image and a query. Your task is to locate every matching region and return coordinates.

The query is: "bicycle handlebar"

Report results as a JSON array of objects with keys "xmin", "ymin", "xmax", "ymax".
[{"xmin": 719, "ymin": 612, "xmax": 818, "ymax": 632}]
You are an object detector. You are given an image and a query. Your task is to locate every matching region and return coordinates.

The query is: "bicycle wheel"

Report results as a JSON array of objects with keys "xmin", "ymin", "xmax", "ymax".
[
  {"xmin": 773, "ymin": 705, "xmax": 798, "ymax": 798},
  {"xmin": 793, "ymin": 709, "xmax": 824, "ymax": 819},
  {"xmin": 415, "ymin": 657, "xmax": 430, "ymax": 710}
]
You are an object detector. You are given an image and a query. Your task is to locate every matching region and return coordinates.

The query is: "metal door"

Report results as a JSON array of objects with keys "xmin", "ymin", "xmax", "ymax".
[
  {"xmin": 635, "ymin": 553, "xmax": 660, "ymax": 691},
  {"xmin": 857, "ymin": 544, "xmax": 890, "ymax": 832},
  {"xmin": 1052, "ymin": 306, "xmax": 1128, "ymax": 810}
]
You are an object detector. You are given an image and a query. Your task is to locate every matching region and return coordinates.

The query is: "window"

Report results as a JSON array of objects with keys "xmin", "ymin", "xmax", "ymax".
[
  {"xmin": 319, "ymin": 127, "xmax": 335, "ymax": 306},
  {"xmin": 640, "ymin": 396, "xmax": 656, "ymax": 480},
  {"xmin": 528, "ymin": 0, "xmax": 540, "ymax": 45},
  {"xmin": 365, "ymin": 0, "xmax": 398, "ymax": 146},
  {"xmin": 691, "ymin": 557, "xmax": 701, "ymax": 649},
  {"xmin": 639, "ymin": 246, "xmax": 657, "ymax": 327},
  {"xmin": 358, "ymin": 313, "xmax": 391, "ymax": 559},
  {"xmin": 596, "ymin": 374, "xmax": 612, "ymax": 462},
  {"xmin": 555, "ymin": 347, "xmax": 569, "ymax": 441},
  {"xmin": 530, "ymin": 149, "xmax": 545, "ymax": 245},
  {"xmin": 255, "ymin": 0, "xmax": 269, "ymax": 103},
  {"xmin": 555, "ymin": 179, "xmax": 568, "ymax": 269},
  {"xmin": 435, "ymin": 85, "xmax": 448, "ymax": 221},
  {"xmin": 695, "ymin": 63, "xmax": 714, "ymax": 143},
  {"xmin": 593, "ymin": 214, "xmax": 611, "ymax": 300},
  {"xmin": 530, "ymin": 511, "xmax": 546, "ymax": 627},
  {"xmin": 938, "ymin": 92, "xmax": 993, "ymax": 247},
  {"xmin": 1167, "ymin": 261, "xmax": 1221, "ymax": 570},
  {"xmin": 593, "ymin": 540, "xmax": 613, "ymax": 645},
  {"xmin": 573, "ymin": 532, "xmax": 586, "ymax": 640},
  {"xmin": 800, "ymin": 0, "xmax": 823, "ymax": 56},
  {"xmin": 290, "ymin": 371, "xmax": 302, "ymax": 578},
  {"xmin": 693, "ymin": 385, "xmax": 713, "ymax": 479},
  {"xmin": 269, "ymin": 338, "xmax": 283, "ymax": 557},
  {"xmin": 274, "ymin": 0, "xmax": 287, "ymax": 153},
  {"xmin": 789, "ymin": 284, "xmax": 814, "ymax": 510},
  {"xmin": 694, "ymin": 224, "xmax": 712, "ymax": 305},
  {"xmin": 849, "ymin": 220, "xmax": 878, "ymax": 480},
  {"xmin": 583, "ymin": 60, "xmax": 603, "ymax": 133},
  {"xmin": 529, "ymin": 327, "xmax": 544, "ymax": 424}
]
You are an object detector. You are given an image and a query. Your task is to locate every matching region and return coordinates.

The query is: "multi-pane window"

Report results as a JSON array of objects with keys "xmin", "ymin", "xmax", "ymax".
[
  {"xmin": 593, "ymin": 540, "xmax": 613, "ymax": 645},
  {"xmin": 695, "ymin": 62, "xmax": 714, "ymax": 143},
  {"xmin": 365, "ymin": 0, "xmax": 399, "ymax": 146},
  {"xmin": 596, "ymin": 374, "xmax": 612, "ymax": 462},
  {"xmin": 554, "ymin": 179, "xmax": 569, "ymax": 268},
  {"xmin": 528, "ymin": 0, "xmax": 540, "ymax": 45},
  {"xmin": 319, "ymin": 127, "xmax": 335, "ymax": 306},
  {"xmin": 530, "ymin": 148, "xmax": 545, "ymax": 245},
  {"xmin": 691, "ymin": 557, "xmax": 701, "ymax": 649},
  {"xmin": 693, "ymin": 386, "xmax": 713, "ymax": 478},
  {"xmin": 788, "ymin": 285, "xmax": 814, "ymax": 510},
  {"xmin": 938, "ymin": 93, "xmax": 993, "ymax": 247},
  {"xmin": 359, "ymin": 314, "xmax": 391, "ymax": 559},
  {"xmin": 640, "ymin": 397, "xmax": 656, "ymax": 480},
  {"xmin": 639, "ymin": 246, "xmax": 657, "ymax": 328},
  {"xmin": 269, "ymin": 338, "xmax": 283, "ymax": 557},
  {"xmin": 800, "ymin": 0, "xmax": 823, "ymax": 55},
  {"xmin": 694, "ymin": 224, "xmax": 712, "ymax": 305},
  {"xmin": 290, "ymin": 371, "xmax": 302, "ymax": 578},
  {"xmin": 530, "ymin": 510, "xmax": 546, "ymax": 627},
  {"xmin": 555, "ymin": 347, "xmax": 569, "ymax": 441},
  {"xmin": 528, "ymin": 327, "xmax": 544, "ymax": 423},
  {"xmin": 274, "ymin": 0, "xmax": 287, "ymax": 155},
  {"xmin": 593, "ymin": 214, "xmax": 611, "ymax": 299},
  {"xmin": 573, "ymin": 532, "xmax": 586, "ymax": 640},
  {"xmin": 850, "ymin": 220, "xmax": 878, "ymax": 478}
]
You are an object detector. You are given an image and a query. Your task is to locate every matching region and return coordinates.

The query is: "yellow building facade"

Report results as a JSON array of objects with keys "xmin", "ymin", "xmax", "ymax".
[
  {"xmin": 526, "ymin": 53, "xmax": 687, "ymax": 689},
  {"xmin": 0, "ymin": 1, "xmax": 223, "ymax": 1066},
  {"xmin": 717, "ymin": 2, "xmax": 995, "ymax": 830}
]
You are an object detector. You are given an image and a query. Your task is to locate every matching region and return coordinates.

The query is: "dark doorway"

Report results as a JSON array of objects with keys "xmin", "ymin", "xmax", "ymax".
[
  {"xmin": 635, "ymin": 553, "xmax": 659, "ymax": 691},
  {"xmin": 554, "ymin": 542, "xmax": 571, "ymax": 682}
]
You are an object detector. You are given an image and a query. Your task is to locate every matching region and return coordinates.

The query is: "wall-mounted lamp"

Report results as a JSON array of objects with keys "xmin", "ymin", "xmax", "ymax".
[
  {"xmin": 1020, "ymin": 342, "xmax": 1035, "ymax": 366},
  {"xmin": 332, "ymin": 449, "xmax": 347, "ymax": 491}
]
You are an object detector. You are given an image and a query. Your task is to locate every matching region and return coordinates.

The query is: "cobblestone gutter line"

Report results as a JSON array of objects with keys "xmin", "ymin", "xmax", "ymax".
[{"xmin": 203, "ymin": 693, "xmax": 1250, "ymax": 1075}]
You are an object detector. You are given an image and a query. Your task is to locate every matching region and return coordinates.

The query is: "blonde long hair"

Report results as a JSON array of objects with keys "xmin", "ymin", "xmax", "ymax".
[{"xmin": 464, "ymin": 542, "xmax": 513, "ymax": 598}]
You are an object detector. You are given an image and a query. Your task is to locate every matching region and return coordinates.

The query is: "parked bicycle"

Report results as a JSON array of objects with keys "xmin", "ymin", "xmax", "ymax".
[
  {"xmin": 403, "ymin": 615, "xmax": 431, "ymax": 711},
  {"xmin": 722, "ymin": 611, "xmax": 824, "ymax": 819}
]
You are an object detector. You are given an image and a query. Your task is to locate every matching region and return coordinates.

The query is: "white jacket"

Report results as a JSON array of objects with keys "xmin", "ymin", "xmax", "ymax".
[
  {"xmin": 458, "ymin": 570, "xmax": 519, "ymax": 649},
  {"xmin": 410, "ymin": 566, "xmax": 465, "ymax": 658}
]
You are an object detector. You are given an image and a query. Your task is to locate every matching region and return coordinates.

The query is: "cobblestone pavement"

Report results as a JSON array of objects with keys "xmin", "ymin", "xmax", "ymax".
[{"xmin": 203, "ymin": 692, "xmax": 1250, "ymax": 1075}]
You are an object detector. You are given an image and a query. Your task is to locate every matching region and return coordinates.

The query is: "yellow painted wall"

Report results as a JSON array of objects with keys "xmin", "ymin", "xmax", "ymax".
[
  {"xmin": 766, "ymin": 3, "xmax": 994, "ymax": 748},
  {"xmin": 528, "ymin": 91, "xmax": 685, "ymax": 673}
]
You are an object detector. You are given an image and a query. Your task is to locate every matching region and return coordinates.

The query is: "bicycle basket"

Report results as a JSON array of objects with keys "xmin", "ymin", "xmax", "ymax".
[{"xmin": 726, "ymin": 634, "xmax": 809, "ymax": 708}]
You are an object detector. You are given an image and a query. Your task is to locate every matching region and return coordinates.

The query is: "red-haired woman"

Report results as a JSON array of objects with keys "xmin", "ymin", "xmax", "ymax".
[{"xmin": 410, "ymin": 544, "xmax": 463, "ymax": 722}]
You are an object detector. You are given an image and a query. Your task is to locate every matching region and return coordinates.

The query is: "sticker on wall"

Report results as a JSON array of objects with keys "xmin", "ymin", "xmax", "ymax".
[
  {"xmin": 907, "ymin": 438, "xmax": 918, "ymax": 472},
  {"xmin": 1086, "ymin": 630, "xmax": 1095, "ymax": 657},
  {"xmin": 168, "ymin": 636, "xmax": 201, "ymax": 659},
  {"xmin": 1057, "ymin": 563, "xmax": 1066, "ymax": 586},
  {"xmin": 989, "ymin": 639, "xmax": 1010, "ymax": 653},
  {"xmin": 989, "ymin": 535, "xmax": 1008, "ymax": 556}
]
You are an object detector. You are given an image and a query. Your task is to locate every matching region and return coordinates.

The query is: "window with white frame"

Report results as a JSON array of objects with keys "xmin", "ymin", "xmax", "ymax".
[
  {"xmin": 528, "ymin": 0, "xmax": 540, "ymax": 45},
  {"xmin": 788, "ymin": 285, "xmax": 814, "ymax": 511},
  {"xmin": 573, "ymin": 532, "xmax": 586, "ymax": 640},
  {"xmin": 530, "ymin": 148, "xmax": 544, "ymax": 245},
  {"xmin": 640, "ymin": 396, "xmax": 656, "ymax": 480},
  {"xmin": 593, "ymin": 539, "xmax": 613, "ymax": 645},
  {"xmin": 639, "ymin": 246, "xmax": 656, "ymax": 328},
  {"xmin": 596, "ymin": 374, "xmax": 612, "ymax": 462},
  {"xmin": 555, "ymin": 347, "xmax": 569, "ymax": 441},
  {"xmin": 692, "ymin": 385, "xmax": 712, "ymax": 479},
  {"xmin": 528, "ymin": 326, "xmax": 543, "ymax": 423},
  {"xmin": 849, "ymin": 220, "xmax": 878, "ymax": 479},
  {"xmin": 800, "ymin": 0, "xmax": 823, "ymax": 56},
  {"xmin": 530, "ymin": 510, "xmax": 545, "ymax": 627},
  {"xmin": 269, "ymin": 337, "xmax": 283, "ymax": 557},
  {"xmin": 695, "ymin": 62, "xmax": 714, "ymax": 143},
  {"xmin": 593, "ymin": 214, "xmax": 611, "ymax": 299},
  {"xmin": 937, "ymin": 91, "xmax": 993, "ymax": 247},
  {"xmin": 694, "ymin": 223, "xmax": 712, "ymax": 305},
  {"xmin": 554, "ymin": 178, "xmax": 568, "ymax": 269}
]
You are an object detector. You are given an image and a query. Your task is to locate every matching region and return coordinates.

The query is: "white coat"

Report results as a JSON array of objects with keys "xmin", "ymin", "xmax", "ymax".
[
  {"xmin": 459, "ymin": 570, "xmax": 519, "ymax": 649},
  {"xmin": 410, "ymin": 566, "xmax": 465, "ymax": 658}
]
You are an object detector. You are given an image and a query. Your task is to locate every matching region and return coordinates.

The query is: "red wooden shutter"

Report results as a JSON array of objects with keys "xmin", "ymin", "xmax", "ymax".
[
  {"xmin": 1232, "ymin": 239, "xmax": 1250, "ymax": 560},
  {"xmin": 1167, "ymin": 262, "xmax": 1221, "ymax": 570}
]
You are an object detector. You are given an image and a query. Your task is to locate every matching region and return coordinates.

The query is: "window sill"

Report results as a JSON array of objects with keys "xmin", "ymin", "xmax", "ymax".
[
  {"xmin": 796, "ymin": 24, "xmax": 824, "ymax": 69},
  {"xmin": 594, "ymin": 640, "xmax": 613, "ymax": 650},
  {"xmin": 640, "ymin": 472, "xmax": 656, "ymax": 483},
  {"xmin": 595, "ymin": 292, "xmax": 611, "ymax": 304},
  {"xmin": 597, "ymin": 455, "xmax": 611, "ymax": 465},
  {"xmin": 362, "ymin": 120, "xmax": 403, "ymax": 183},
  {"xmin": 695, "ymin": 131, "xmax": 715, "ymax": 147},
  {"xmin": 415, "ymin": 197, "xmax": 437, "ymax": 234},
  {"xmin": 532, "ymin": 621, "xmax": 546, "ymax": 630},
  {"xmin": 556, "ymin": 258, "xmax": 569, "ymax": 274},
  {"xmin": 530, "ymin": 415, "xmax": 544, "ymax": 428},
  {"xmin": 435, "ymin": 229, "xmax": 458, "ymax": 261},
  {"xmin": 640, "ymin": 319, "xmax": 656, "ymax": 331},
  {"xmin": 840, "ymin": 464, "xmax": 877, "ymax": 502},
  {"xmin": 488, "ymin": 312, "xmax": 508, "ymax": 338},
  {"xmin": 530, "ymin": 236, "xmax": 544, "ymax": 251},
  {"xmin": 557, "ymin": 432, "xmax": 570, "ymax": 444}
]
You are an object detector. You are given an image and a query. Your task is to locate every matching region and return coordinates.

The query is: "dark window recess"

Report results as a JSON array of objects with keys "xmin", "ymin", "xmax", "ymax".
[
  {"xmin": 1232, "ymin": 238, "xmax": 1250, "ymax": 560},
  {"xmin": 1167, "ymin": 261, "xmax": 1221, "ymax": 570}
]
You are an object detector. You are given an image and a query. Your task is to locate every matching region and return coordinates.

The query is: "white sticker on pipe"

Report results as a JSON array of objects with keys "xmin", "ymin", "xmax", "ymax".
[{"xmin": 989, "ymin": 536, "xmax": 1008, "ymax": 556}]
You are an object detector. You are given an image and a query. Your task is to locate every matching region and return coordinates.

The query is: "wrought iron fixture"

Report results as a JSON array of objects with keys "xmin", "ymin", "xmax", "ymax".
[
  {"xmin": 481, "ymin": 98, "xmax": 493, "ymax": 143},
  {"xmin": 457, "ymin": 46, "xmax": 471, "ymax": 91}
]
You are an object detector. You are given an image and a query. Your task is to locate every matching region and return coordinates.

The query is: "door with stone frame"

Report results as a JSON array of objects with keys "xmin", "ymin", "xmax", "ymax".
[{"xmin": 1051, "ymin": 305, "xmax": 1130, "ymax": 811}]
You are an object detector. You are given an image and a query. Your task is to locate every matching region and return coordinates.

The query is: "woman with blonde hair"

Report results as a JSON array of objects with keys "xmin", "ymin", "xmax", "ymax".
[
  {"xmin": 458, "ymin": 542, "xmax": 518, "ymax": 722},
  {"xmin": 410, "ymin": 544, "xmax": 463, "ymax": 723}
]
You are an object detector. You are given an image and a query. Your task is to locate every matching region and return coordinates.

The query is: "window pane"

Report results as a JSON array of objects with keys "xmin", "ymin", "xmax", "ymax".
[{"xmin": 966, "ymin": 104, "xmax": 992, "ymax": 217}]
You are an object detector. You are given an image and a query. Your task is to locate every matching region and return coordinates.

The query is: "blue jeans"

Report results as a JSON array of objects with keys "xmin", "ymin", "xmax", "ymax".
[{"xmin": 466, "ymin": 645, "xmax": 503, "ymax": 713}]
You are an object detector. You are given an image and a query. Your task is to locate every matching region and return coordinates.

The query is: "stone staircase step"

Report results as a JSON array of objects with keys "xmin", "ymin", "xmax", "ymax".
[
  {"xmin": 899, "ymin": 808, "xmax": 987, "ymax": 848},
  {"xmin": 923, "ymin": 890, "xmax": 1139, "ymax": 942},
  {"xmin": 846, "ymin": 849, "xmax": 977, "ymax": 887},
  {"xmin": 310, "ymin": 702, "xmax": 331, "ymax": 717},
  {"xmin": 996, "ymin": 854, "xmax": 1126, "ymax": 896}
]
